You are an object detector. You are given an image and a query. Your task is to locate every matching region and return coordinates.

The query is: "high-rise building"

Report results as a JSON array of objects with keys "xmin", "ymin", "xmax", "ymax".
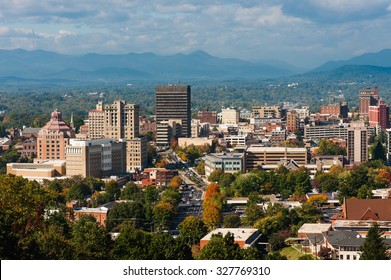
[
  {"xmin": 156, "ymin": 85, "xmax": 191, "ymax": 137},
  {"xmin": 347, "ymin": 127, "xmax": 368, "ymax": 163},
  {"xmin": 359, "ymin": 86, "xmax": 379, "ymax": 116},
  {"xmin": 37, "ymin": 110, "xmax": 75, "ymax": 160},
  {"xmin": 87, "ymin": 101, "xmax": 105, "ymax": 139},
  {"xmin": 87, "ymin": 101, "xmax": 147, "ymax": 172},
  {"xmin": 368, "ymin": 99, "xmax": 390, "ymax": 130}
]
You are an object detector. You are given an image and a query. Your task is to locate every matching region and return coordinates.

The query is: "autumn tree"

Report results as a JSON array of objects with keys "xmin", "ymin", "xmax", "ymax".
[
  {"xmin": 153, "ymin": 202, "xmax": 175, "ymax": 231},
  {"xmin": 307, "ymin": 194, "xmax": 328, "ymax": 207},
  {"xmin": 179, "ymin": 216, "xmax": 208, "ymax": 246},
  {"xmin": 170, "ymin": 175, "xmax": 183, "ymax": 188}
]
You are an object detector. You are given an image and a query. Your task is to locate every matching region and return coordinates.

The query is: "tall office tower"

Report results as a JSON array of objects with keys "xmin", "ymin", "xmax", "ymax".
[
  {"xmin": 37, "ymin": 110, "xmax": 75, "ymax": 160},
  {"xmin": 347, "ymin": 127, "xmax": 368, "ymax": 164},
  {"xmin": 103, "ymin": 101, "xmax": 146, "ymax": 173},
  {"xmin": 87, "ymin": 101, "xmax": 105, "ymax": 139},
  {"xmin": 369, "ymin": 99, "xmax": 390, "ymax": 130},
  {"xmin": 155, "ymin": 85, "xmax": 191, "ymax": 137},
  {"xmin": 87, "ymin": 100, "xmax": 147, "ymax": 172},
  {"xmin": 359, "ymin": 86, "xmax": 379, "ymax": 116}
]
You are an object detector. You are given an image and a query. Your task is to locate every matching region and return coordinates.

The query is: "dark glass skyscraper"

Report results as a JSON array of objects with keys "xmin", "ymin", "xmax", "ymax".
[{"xmin": 155, "ymin": 85, "xmax": 191, "ymax": 138}]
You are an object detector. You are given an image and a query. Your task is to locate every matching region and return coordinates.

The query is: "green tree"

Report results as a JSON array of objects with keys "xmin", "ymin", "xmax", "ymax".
[
  {"xmin": 197, "ymin": 232, "xmax": 243, "ymax": 260},
  {"xmin": 71, "ymin": 216, "xmax": 112, "ymax": 260},
  {"xmin": 223, "ymin": 214, "xmax": 241, "ymax": 228},
  {"xmin": 149, "ymin": 233, "xmax": 192, "ymax": 260},
  {"xmin": 370, "ymin": 140, "xmax": 386, "ymax": 161},
  {"xmin": 195, "ymin": 160, "xmax": 205, "ymax": 175},
  {"xmin": 36, "ymin": 224, "xmax": 73, "ymax": 259},
  {"xmin": 244, "ymin": 203, "xmax": 264, "ymax": 226},
  {"xmin": 208, "ymin": 169, "xmax": 224, "ymax": 182},
  {"xmin": 179, "ymin": 216, "xmax": 208, "ymax": 246},
  {"xmin": 316, "ymin": 139, "xmax": 346, "ymax": 156},
  {"xmin": 121, "ymin": 181, "xmax": 143, "ymax": 201},
  {"xmin": 153, "ymin": 202, "xmax": 175, "ymax": 231},
  {"xmin": 360, "ymin": 223, "xmax": 390, "ymax": 260},
  {"xmin": 111, "ymin": 223, "xmax": 153, "ymax": 259},
  {"xmin": 106, "ymin": 202, "xmax": 146, "ymax": 231},
  {"xmin": 105, "ymin": 180, "xmax": 121, "ymax": 201}
]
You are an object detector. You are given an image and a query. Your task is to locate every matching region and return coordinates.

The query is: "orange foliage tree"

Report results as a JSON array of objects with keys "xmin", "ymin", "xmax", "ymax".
[{"xmin": 170, "ymin": 176, "xmax": 183, "ymax": 189}]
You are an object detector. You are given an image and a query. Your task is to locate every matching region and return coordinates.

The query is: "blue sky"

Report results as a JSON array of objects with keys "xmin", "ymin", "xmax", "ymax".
[{"xmin": 1, "ymin": 0, "xmax": 391, "ymax": 68}]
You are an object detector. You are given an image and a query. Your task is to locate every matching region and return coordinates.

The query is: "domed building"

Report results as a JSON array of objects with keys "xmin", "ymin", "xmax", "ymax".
[{"xmin": 37, "ymin": 109, "xmax": 75, "ymax": 160}]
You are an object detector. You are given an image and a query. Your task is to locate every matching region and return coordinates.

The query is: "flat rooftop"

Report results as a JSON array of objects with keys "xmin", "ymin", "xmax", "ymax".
[
  {"xmin": 201, "ymin": 228, "xmax": 259, "ymax": 242},
  {"xmin": 298, "ymin": 223, "xmax": 332, "ymax": 233}
]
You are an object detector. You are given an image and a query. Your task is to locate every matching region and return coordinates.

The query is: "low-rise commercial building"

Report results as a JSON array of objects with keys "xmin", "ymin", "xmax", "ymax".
[
  {"xmin": 200, "ymin": 228, "xmax": 261, "ymax": 249},
  {"xmin": 204, "ymin": 152, "xmax": 244, "ymax": 177}
]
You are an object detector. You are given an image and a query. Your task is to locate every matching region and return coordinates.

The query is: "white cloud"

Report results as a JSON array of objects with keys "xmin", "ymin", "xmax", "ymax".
[{"xmin": 235, "ymin": 5, "xmax": 309, "ymax": 27}]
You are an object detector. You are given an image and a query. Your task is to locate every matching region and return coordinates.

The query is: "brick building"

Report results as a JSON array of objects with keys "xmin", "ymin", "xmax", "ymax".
[{"xmin": 141, "ymin": 168, "xmax": 179, "ymax": 187}]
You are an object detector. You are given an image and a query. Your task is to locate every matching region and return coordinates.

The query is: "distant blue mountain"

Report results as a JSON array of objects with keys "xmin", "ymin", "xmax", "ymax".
[
  {"xmin": 0, "ymin": 49, "xmax": 299, "ymax": 83},
  {"xmin": 311, "ymin": 49, "xmax": 391, "ymax": 73}
]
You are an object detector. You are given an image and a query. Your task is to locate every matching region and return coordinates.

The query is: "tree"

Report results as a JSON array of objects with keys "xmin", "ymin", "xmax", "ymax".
[
  {"xmin": 0, "ymin": 174, "xmax": 55, "ymax": 259},
  {"xmin": 170, "ymin": 176, "xmax": 183, "ymax": 189},
  {"xmin": 195, "ymin": 160, "xmax": 205, "ymax": 175},
  {"xmin": 318, "ymin": 247, "xmax": 332, "ymax": 260},
  {"xmin": 197, "ymin": 233, "xmax": 243, "ymax": 260},
  {"xmin": 179, "ymin": 216, "xmax": 208, "ymax": 246},
  {"xmin": 149, "ymin": 233, "xmax": 192, "ymax": 260},
  {"xmin": 204, "ymin": 183, "xmax": 220, "ymax": 200},
  {"xmin": 121, "ymin": 181, "xmax": 143, "ymax": 201},
  {"xmin": 106, "ymin": 202, "xmax": 146, "ymax": 231},
  {"xmin": 111, "ymin": 223, "xmax": 153, "ymax": 259},
  {"xmin": 105, "ymin": 180, "xmax": 121, "ymax": 201},
  {"xmin": 315, "ymin": 173, "xmax": 339, "ymax": 193},
  {"xmin": 71, "ymin": 216, "xmax": 112, "ymax": 260},
  {"xmin": 360, "ymin": 223, "xmax": 390, "ymax": 260},
  {"xmin": 244, "ymin": 203, "xmax": 264, "ymax": 226},
  {"xmin": 208, "ymin": 169, "xmax": 224, "ymax": 183},
  {"xmin": 223, "ymin": 214, "xmax": 241, "ymax": 228},
  {"xmin": 153, "ymin": 202, "xmax": 175, "ymax": 231},
  {"xmin": 316, "ymin": 139, "xmax": 346, "ymax": 156},
  {"xmin": 36, "ymin": 224, "xmax": 73, "ymax": 260},
  {"xmin": 370, "ymin": 140, "xmax": 386, "ymax": 161},
  {"xmin": 307, "ymin": 194, "xmax": 328, "ymax": 207}
]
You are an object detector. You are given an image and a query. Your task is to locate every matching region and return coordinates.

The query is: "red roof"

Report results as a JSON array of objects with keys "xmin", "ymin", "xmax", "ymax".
[{"xmin": 344, "ymin": 198, "xmax": 391, "ymax": 221}]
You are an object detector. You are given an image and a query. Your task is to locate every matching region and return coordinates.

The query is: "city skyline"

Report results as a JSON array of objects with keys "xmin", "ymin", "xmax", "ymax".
[{"xmin": 1, "ymin": 1, "xmax": 391, "ymax": 68}]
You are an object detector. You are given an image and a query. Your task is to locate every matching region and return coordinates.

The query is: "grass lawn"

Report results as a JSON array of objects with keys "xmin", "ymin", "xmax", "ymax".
[{"xmin": 280, "ymin": 246, "xmax": 316, "ymax": 260}]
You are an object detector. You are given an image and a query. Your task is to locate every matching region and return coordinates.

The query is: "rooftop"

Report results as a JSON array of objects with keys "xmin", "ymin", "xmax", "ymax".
[
  {"xmin": 298, "ymin": 223, "xmax": 332, "ymax": 234},
  {"xmin": 246, "ymin": 145, "xmax": 306, "ymax": 152},
  {"xmin": 344, "ymin": 198, "xmax": 391, "ymax": 221},
  {"xmin": 201, "ymin": 228, "xmax": 260, "ymax": 243}
]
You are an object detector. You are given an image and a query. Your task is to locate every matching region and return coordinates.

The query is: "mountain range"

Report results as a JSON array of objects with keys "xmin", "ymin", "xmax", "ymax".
[{"xmin": 0, "ymin": 48, "xmax": 391, "ymax": 84}]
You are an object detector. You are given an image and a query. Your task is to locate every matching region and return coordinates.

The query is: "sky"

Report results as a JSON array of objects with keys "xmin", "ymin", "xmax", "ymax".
[{"xmin": 1, "ymin": 0, "xmax": 391, "ymax": 68}]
